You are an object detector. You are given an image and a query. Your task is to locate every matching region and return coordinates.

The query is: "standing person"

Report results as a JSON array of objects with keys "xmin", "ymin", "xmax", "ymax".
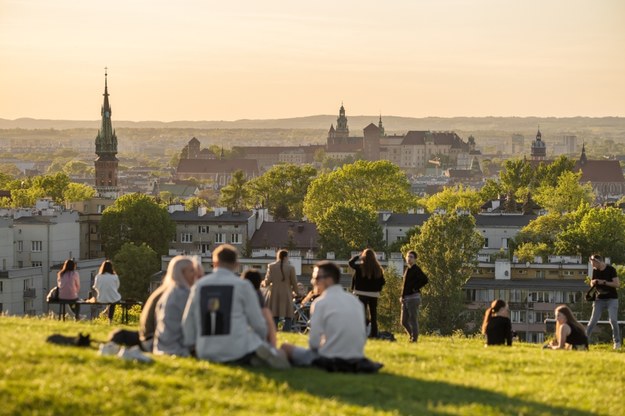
[
  {"xmin": 93, "ymin": 260, "xmax": 122, "ymax": 322},
  {"xmin": 182, "ymin": 245, "xmax": 289, "ymax": 368},
  {"xmin": 350, "ymin": 248, "xmax": 385, "ymax": 338},
  {"xmin": 586, "ymin": 255, "xmax": 621, "ymax": 349},
  {"xmin": 263, "ymin": 250, "xmax": 298, "ymax": 332},
  {"xmin": 400, "ymin": 251, "xmax": 429, "ymax": 343},
  {"xmin": 481, "ymin": 299, "xmax": 512, "ymax": 346},
  {"xmin": 281, "ymin": 261, "xmax": 369, "ymax": 367},
  {"xmin": 548, "ymin": 305, "xmax": 588, "ymax": 350},
  {"xmin": 57, "ymin": 259, "xmax": 81, "ymax": 321},
  {"xmin": 154, "ymin": 256, "xmax": 199, "ymax": 356}
]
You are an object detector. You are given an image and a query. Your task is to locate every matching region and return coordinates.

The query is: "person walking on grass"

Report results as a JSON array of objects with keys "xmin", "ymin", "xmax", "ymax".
[
  {"xmin": 263, "ymin": 249, "xmax": 298, "ymax": 332},
  {"xmin": 400, "ymin": 250, "xmax": 429, "ymax": 343},
  {"xmin": 586, "ymin": 254, "xmax": 621, "ymax": 350},
  {"xmin": 350, "ymin": 248, "xmax": 385, "ymax": 338}
]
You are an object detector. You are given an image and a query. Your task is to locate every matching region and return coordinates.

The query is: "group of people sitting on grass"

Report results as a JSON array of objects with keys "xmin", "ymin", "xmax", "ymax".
[{"xmin": 104, "ymin": 245, "xmax": 382, "ymax": 371}]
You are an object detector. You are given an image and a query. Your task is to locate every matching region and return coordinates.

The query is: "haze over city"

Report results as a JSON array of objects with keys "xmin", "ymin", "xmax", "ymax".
[{"xmin": 2, "ymin": 0, "xmax": 624, "ymax": 121}]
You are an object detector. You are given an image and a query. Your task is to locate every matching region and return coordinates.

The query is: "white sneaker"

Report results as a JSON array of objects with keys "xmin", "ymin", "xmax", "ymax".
[
  {"xmin": 98, "ymin": 342, "xmax": 121, "ymax": 356},
  {"xmin": 614, "ymin": 342, "xmax": 621, "ymax": 350},
  {"xmin": 118, "ymin": 346, "xmax": 153, "ymax": 363},
  {"xmin": 255, "ymin": 343, "xmax": 290, "ymax": 370}
]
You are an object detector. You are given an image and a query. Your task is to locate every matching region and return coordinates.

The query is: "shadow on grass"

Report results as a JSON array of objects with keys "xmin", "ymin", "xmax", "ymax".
[{"xmin": 261, "ymin": 369, "xmax": 594, "ymax": 416}]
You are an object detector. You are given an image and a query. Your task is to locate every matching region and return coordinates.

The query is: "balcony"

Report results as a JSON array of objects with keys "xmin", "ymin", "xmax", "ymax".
[{"xmin": 23, "ymin": 288, "xmax": 36, "ymax": 298}]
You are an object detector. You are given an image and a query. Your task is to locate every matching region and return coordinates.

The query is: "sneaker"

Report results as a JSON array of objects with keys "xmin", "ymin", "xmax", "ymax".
[
  {"xmin": 118, "ymin": 346, "xmax": 153, "ymax": 363},
  {"xmin": 614, "ymin": 342, "xmax": 621, "ymax": 350},
  {"xmin": 98, "ymin": 342, "xmax": 121, "ymax": 356},
  {"xmin": 255, "ymin": 343, "xmax": 290, "ymax": 370}
]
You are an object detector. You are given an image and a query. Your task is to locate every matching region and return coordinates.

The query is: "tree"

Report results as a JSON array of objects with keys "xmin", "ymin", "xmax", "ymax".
[
  {"xmin": 63, "ymin": 183, "xmax": 96, "ymax": 202},
  {"xmin": 377, "ymin": 265, "xmax": 403, "ymax": 333},
  {"xmin": 62, "ymin": 160, "xmax": 92, "ymax": 177},
  {"xmin": 184, "ymin": 196, "xmax": 210, "ymax": 211},
  {"xmin": 425, "ymin": 184, "xmax": 484, "ymax": 214},
  {"xmin": 556, "ymin": 206, "xmax": 625, "ymax": 263},
  {"xmin": 535, "ymin": 155, "xmax": 575, "ymax": 188},
  {"xmin": 113, "ymin": 242, "xmax": 160, "ymax": 301},
  {"xmin": 499, "ymin": 159, "xmax": 533, "ymax": 212},
  {"xmin": 246, "ymin": 163, "xmax": 317, "ymax": 220},
  {"xmin": 316, "ymin": 204, "xmax": 384, "ymax": 259},
  {"xmin": 402, "ymin": 213, "xmax": 483, "ymax": 334},
  {"xmin": 479, "ymin": 178, "xmax": 503, "ymax": 202},
  {"xmin": 514, "ymin": 212, "xmax": 573, "ymax": 254},
  {"xmin": 32, "ymin": 172, "xmax": 70, "ymax": 203},
  {"xmin": 304, "ymin": 160, "xmax": 414, "ymax": 224},
  {"xmin": 100, "ymin": 193, "xmax": 176, "ymax": 258},
  {"xmin": 218, "ymin": 170, "xmax": 250, "ymax": 211},
  {"xmin": 514, "ymin": 242, "xmax": 550, "ymax": 263},
  {"xmin": 533, "ymin": 171, "xmax": 594, "ymax": 213}
]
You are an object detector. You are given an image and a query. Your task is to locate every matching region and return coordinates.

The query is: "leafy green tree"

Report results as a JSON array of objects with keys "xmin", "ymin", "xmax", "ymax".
[
  {"xmin": 514, "ymin": 242, "xmax": 550, "ymax": 263},
  {"xmin": 63, "ymin": 183, "xmax": 96, "ymax": 202},
  {"xmin": 425, "ymin": 184, "xmax": 484, "ymax": 214},
  {"xmin": 402, "ymin": 213, "xmax": 483, "ymax": 334},
  {"xmin": 32, "ymin": 172, "xmax": 70, "ymax": 203},
  {"xmin": 10, "ymin": 187, "xmax": 45, "ymax": 208},
  {"xmin": 499, "ymin": 159, "xmax": 533, "ymax": 212},
  {"xmin": 479, "ymin": 178, "xmax": 503, "ymax": 202},
  {"xmin": 113, "ymin": 243, "xmax": 160, "ymax": 301},
  {"xmin": 535, "ymin": 155, "xmax": 575, "ymax": 188},
  {"xmin": 533, "ymin": 171, "xmax": 594, "ymax": 213},
  {"xmin": 304, "ymin": 160, "xmax": 414, "ymax": 223},
  {"xmin": 100, "ymin": 193, "xmax": 176, "ymax": 258},
  {"xmin": 377, "ymin": 265, "xmax": 403, "ymax": 333},
  {"xmin": 317, "ymin": 204, "xmax": 384, "ymax": 259},
  {"xmin": 556, "ymin": 207, "xmax": 625, "ymax": 263},
  {"xmin": 246, "ymin": 163, "xmax": 317, "ymax": 220},
  {"xmin": 62, "ymin": 161, "xmax": 92, "ymax": 177},
  {"xmin": 514, "ymin": 212, "xmax": 573, "ymax": 254},
  {"xmin": 0, "ymin": 164, "xmax": 20, "ymax": 177},
  {"xmin": 184, "ymin": 196, "xmax": 210, "ymax": 211},
  {"xmin": 218, "ymin": 170, "xmax": 250, "ymax": 211}
]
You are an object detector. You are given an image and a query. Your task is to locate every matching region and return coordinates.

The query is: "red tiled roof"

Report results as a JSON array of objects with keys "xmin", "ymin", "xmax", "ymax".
[
  {"xmin": 575, "ymin": 160, "xmax": 625, "ymax": 183},
  {"xmin": 176, "ymin": 159, "xmax": 259, "ymax": 175},
  {"xmin": 249, "ymin": 222, "xmax": 319, "ymax": 250}
]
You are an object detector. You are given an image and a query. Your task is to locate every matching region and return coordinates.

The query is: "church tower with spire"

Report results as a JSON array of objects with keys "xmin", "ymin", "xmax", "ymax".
[
  {"xmin": 335, "ymin": 103, "xmax": 349, "ymax": 139},
  {"xmin": 94, "ymin": 69, "xmax": 119, "ymax": 198},
  {"xmin": 531, "ymin": 127, "xmax": 546, "ymax": 161}
]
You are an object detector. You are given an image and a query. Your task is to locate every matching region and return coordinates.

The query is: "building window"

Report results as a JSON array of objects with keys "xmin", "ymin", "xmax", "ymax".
[
  {"xmin": 535, "ymin": 270, "xmax": 545, "ymax": 278},
  {"xmin": 0, "ymin": 281, "xmax": 3, "ymax": 293},
  {"xmin": 180, "ymin": 233, "xmax": 193, "ymax": 243},
  {"xmin": 32, "ymin": 241, "xmax": 43, "ymax": 252},
  {"xmin": 231, "ymin": 233, "xmax": 242, "ymax": 245},
  {"xmin": 501, "ymin": 238, "xmax": 508, "ymax": 249},
  {"xmin": 97, "ymin": 204, "xmax": 107, "ymax": 214},
  {"xmin": 17, "ymin": 241, "xmax": 23, "ymax": 252},
  {"xmin": 32, "ymin": 261, "xmax": 42, "ymax": 267},
  {"xmin": 199, "ymin": 244, "xmax": 210, "ymax": 255},
  {"xmin": 18, "ymin": 261, "xmax": 23, "ymax": 268},
  {"xmin": 215, "ymin": 233, "xmax": 225, "ymax": 244},
  {"xmin": 483, "ymin": 238, "xmax": 489, "ymax": 248},
  {"xmin": 198, "ymin": 225, "xmax": 209, "ymax": 234}
]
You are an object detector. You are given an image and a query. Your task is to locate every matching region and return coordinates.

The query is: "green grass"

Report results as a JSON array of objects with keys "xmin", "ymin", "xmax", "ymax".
[{"xmin": 0, "ymin": 317, "xmax": 623, "ymax": 416}]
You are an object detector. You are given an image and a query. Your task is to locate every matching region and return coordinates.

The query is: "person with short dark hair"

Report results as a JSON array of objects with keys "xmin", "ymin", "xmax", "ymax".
[
  {"xmin": 349, "ymin": 249, "xmax": 385, "ymax": 338},
  {"xmin": 182, "ymin": 245, "xmax": 289, "ymax": 368},
  {"xmin": 400, "ymin": 250, "xmax": 429, "ymax": 343},
  {"xmin": 57, "ymin": 259, "xmax": 81, "ymax": 321},
  {"xmin": 586, "ymin": 255, "xmax": 621, "ymax": 350},
  {"xmin": 281, "ymin": 261, "xmax": 369, "ymax": 367},
  {"xmin": 93, "ymin": 260, "xmax": 121, "ymax": 322},
  {"xmin": 481, "ymin": 299, "xmax": 512, "ymax": 346}
]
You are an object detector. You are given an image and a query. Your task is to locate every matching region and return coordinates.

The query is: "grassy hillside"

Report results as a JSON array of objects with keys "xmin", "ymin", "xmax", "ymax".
[{"xmin": 0, "ymin": 317, "xmax": 622, "ymax": 416}]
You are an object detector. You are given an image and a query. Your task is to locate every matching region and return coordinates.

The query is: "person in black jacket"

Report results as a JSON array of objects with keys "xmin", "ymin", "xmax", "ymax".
[
  {"xmin": 350, "ymin": 249, "xmax": 385, "ymax": 338},
  {"xmin": 481, "ymin": 299, "xmax": 513, "ymax": 346},
  {"xmin": 400, "ymin": 251, "xmax": 429, "ymax": 342}
]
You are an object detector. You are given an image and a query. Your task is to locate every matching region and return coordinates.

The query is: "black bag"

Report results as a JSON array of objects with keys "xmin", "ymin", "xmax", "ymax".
[
  {"xmin": 585, "ymin": 286, "xmax": 597, "ymax": 302},
  {"xmin": 46, "ymin": 286, "xmax": 59, "ymax": 303}
]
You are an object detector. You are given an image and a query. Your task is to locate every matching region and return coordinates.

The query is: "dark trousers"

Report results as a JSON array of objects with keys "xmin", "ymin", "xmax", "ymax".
[
  {"xmin": 357, "ymin": 295, "xmax": 378, "ymax": 338},
  {"xmin": 273, "ymin": 316, "xmax": 293, "ymax": 332},
  {"xmin": 105, "ymin": 304, "xmax": 117, "ymax": 322},
  {"xmin": 401, "ymin": 295, "xmax": 421, "ymax": 342}
]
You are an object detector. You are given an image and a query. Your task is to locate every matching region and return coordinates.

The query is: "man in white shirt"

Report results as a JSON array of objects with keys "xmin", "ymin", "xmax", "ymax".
[
  {"xmin": 182, "ymin": 245, "xmax": 289, "ymax": 368},
  {"xmin": 281, "ymin": 261, "xmax": 367, "ymax": 366}
]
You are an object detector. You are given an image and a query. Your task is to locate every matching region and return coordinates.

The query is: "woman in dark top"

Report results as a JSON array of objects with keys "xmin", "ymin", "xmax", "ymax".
[
  {"xmin": 350, "ymin": 248, "xmax": 385, "ymax": 338},
  {"xmin": 548, "ymin": 305, "xmax": 588, "ymax": 350},
  {"xmin": 481, "ymin": 299, "xmax": 512, "ymax": 346}
]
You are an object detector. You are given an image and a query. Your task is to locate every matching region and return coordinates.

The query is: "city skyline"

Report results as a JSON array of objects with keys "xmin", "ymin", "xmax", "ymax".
[{"xmin": 1, "ymin": 0, "xmax": 624, "ymax": 121}]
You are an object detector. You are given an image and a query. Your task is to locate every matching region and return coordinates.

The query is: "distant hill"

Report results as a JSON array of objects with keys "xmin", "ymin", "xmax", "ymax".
[{"xmin": 2, "ymin": 116, "xmax": 625, "ymax": 136}]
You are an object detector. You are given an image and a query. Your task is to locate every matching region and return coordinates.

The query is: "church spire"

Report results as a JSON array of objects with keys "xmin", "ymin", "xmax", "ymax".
[
  {"xmin": 580, "ymin": 142, "xmax": 587, "ymax": 165},
  {"xmin": 378, "ymin": 113, "xmax": 385, "ymax": 137},
  {"xmin": 94, "ymin": 68, "xmax": 119, "ymax": 198}
]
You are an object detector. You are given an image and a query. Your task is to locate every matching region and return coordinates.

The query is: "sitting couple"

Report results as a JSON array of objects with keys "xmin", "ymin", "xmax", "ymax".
[{"xmin": 182, "ymin": 245, "xmax": 380, "ymax": 372}]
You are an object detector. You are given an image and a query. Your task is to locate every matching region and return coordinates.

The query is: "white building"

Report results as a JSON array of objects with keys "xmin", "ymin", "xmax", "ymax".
[
  {"xmin": 0, "ymin": 218, "xmax": 14, "ymax": 271},
  {"xmin": 0, "ymin": 267, "xmax": 43, "ymax": 315}
]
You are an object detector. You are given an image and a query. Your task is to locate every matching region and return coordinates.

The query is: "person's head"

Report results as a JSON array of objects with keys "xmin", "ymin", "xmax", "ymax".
[
  {"xmin": 163, "ymin": 255, "xmax": 196, "ymax": 288},
  {"xmin": 58, "ymin": 259, "xmax": 76, "ymax": 277},
  {"xmin": 98, "ymin": 260, "xmax": 115, "ymax": 275},
  {"xmin": 406, "ymin": 250, "xmax": 417, "ymax": 266},
  {"xmin": 296, "ymin": 282, "xmax": 306, "ymax": 297},
  {"xmin": 277, "ymin": 249, "xmax": 288, "ymax": 262},
  {"xmin": 481, "ymin": 299, "xmax": 508, "ymax": 334},
  {"xmin": 241, "ymin": 269, "xmax": 262, "ymax": 290},
  {"xmin": 590, "ymin": 254, "xmax": 605, "ymax": 269},
  {"xmin": 212, "ymin": 244, "xmax": 238, "ymax": 271},
  {"xmin": 311, "ymin": 261, "xmax": 341, "ymax": 294},
  {"xmin": 361, "ymin": 248, "xmax": 383, "ymax": 279}
]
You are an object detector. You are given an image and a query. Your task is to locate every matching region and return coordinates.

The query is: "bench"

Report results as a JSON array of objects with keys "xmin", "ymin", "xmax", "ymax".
[
  {"xmin": 544, "ymin": 318, "xmax": 625, "ymax": 332},
  {"xmin": 48, "ymin": 300, "xmax": 143, "ymax": 324}
]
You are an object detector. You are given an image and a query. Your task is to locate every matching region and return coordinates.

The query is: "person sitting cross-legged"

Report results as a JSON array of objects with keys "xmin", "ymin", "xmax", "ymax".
[
  {"xmin": 281, "ymin": 261, "xmax": 383, "ymax": 373},
  {"xmin": 182, "ymin": 245, "xmax": 290, "ymax": 369}
]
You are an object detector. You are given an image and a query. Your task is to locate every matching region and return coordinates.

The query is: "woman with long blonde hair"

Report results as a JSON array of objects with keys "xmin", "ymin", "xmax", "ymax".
[{"xmin": 549, "ymin": 305, "xmax": 588, "ymax": 350}]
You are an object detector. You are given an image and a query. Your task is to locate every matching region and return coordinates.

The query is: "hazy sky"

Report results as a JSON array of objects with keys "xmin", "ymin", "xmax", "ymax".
[{"xmin": 1, "ymin": 0, "xmax": 624, "ymax": 121}]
